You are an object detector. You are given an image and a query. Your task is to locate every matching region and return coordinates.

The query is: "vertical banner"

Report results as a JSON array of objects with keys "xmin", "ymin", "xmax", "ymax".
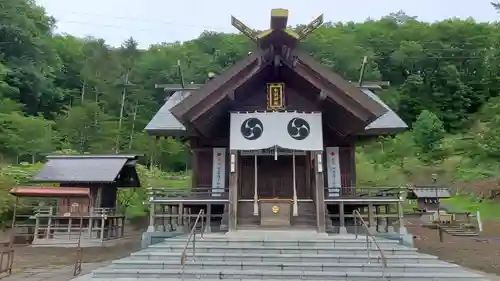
[
  {"xmin": 326, "ymin": 147, "xmax": 341, "ymax": 197},
  {"xmin": 212, "ymin": 148, "xmax": 226, "ymax": 197}
]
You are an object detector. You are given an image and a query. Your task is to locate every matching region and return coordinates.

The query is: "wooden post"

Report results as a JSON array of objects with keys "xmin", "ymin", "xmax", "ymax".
[
  {"xmin": 148, "ymin": 202, "xmax": 155, "ymax": 232},
  {"xmin": 292, "ymin": 151, "xmax": 298, "ymax": 217},
  {"xmin": 375, "ymin": 206, "xmax": 380, "ymax": 232},
  {"xmin": 88, "ymin": 208, "xmax": 94, "ymax": 239},
  {"xmin": 100, "ymin": 217, "xmax": 105, "ymax": 242},
  {"xmin": 206, "ymin": 204, "xmax": 212, "ymax": 233},
  {"xmin": 314, "ymin": 151, "xmax": 326, "ymax": 233},
  {"xmin": 339, "ymin": 202, "xmax": 346, "ymax": 234},
  {"xmin": 68, "ymin": 218, "xmax": 72, "ymax": 240},
  {"xmin": 192, "ymin": 150, "xmax": 198, "ymax": 189},
  {"xmin": 166, "ymin": 205, "xmax": 172, "ymax": 231},
  {"xmin": 172, "ymin": 205, "xmax": 178, "ymax": 231},
  {"xmin": 228, "ymin": 150, "xmax": 239, "ymax": 232},
  {"xmin": 47, "ymin": 207, "xmax": 53, "ymax": 239},
  {"xmin": 385, "ymin": 205, "xmax": 390, "ymax": 232},
  {"xmin": 368, "ymin": 203, "xmax": 375, "ymax": 231},
  {"xmin": 181, "ymin": 202, "xmax": 184, "ymax": 228},
  {"xmin": 305, "ymin": 152, "xmax": 312, "ymax": 197},
  {"xmin": 253, "ymin": 154, "xmax": 258, "ymax": 216}
]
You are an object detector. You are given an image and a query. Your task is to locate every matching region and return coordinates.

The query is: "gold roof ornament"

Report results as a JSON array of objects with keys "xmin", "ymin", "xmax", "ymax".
[{"xmin": 231, "ymin": 9, "xmax": 324, "ymax": 48}]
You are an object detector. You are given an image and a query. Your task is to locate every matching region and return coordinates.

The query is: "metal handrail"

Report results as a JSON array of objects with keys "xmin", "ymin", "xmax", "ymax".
[
  {"xmin": 353, "ymin": 210, "xmax": 388, "ymax": 276},
  {"xmin": 180, "ymin": 209, "xmax": 205, "ymax": 281}
]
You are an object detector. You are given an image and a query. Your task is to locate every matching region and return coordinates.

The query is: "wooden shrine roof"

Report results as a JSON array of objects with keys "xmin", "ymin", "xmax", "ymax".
[
  {"xmin": 145, "ymin": 91, "xmax": 191, "ymax": 135},
  {"xmin": 359, "ymin": 88, "xmax": 407, "ymax": 135},
  {"xmin": 148, "ymin": 9, "xmax": 406, "ymax": 137},
  {"xmin": 9, "ymin": 187, "xmax": 90, "ymax": 198},
  {"xmin": 147, "ymin": 87, "xmax": 406, "ymax": 137},
  {"xmin": 31, "ymin": 154, "xmax": 141, "ymax": 187},
  {"xmin": 407, "ymin": 186, "xmax": 451, "ymax": 199},
  {"xmin": 169, "ymin": 50, "xmax": 266, "ymax": 123}
]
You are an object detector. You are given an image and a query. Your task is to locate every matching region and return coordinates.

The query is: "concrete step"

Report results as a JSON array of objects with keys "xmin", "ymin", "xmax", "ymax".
[
  {"xmin": 129, "ymin": 251, "xmax": 438, "ymax": 264},
  {"xmin": 162, "ymin": 237, "xmax": 401, "ymax": 247},
  {"xmin": 146, "ymin": 244, "xmax": 417, "ymax": 255},
  {"xmin": 92, "ymin": 268, "xmax": 486, "ymax": 280},
  {"xmin": 110, "ymin": 259, "xmax": 462, "ymax": 273}
]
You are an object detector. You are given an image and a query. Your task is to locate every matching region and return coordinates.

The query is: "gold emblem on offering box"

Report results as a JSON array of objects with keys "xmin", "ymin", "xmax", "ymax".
[
  {"xmin": 267, "ymin": 83, "xmax": 285, "ymax": 110},
  {"xmin": 272, "ymin": 205, "xmax": 280, "ymax": 214}
]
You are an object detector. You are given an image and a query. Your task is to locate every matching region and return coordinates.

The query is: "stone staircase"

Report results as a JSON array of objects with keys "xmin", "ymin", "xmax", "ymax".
[
  {"xmin": 90, "ymin": 230, "xmax": 488, "ymax": 281},
  {"xmin": 440, "ymin": 224, "xmax": 479, "ymax": 237}
]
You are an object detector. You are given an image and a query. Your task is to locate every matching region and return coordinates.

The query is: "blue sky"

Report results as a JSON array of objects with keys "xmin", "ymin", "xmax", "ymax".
[{"xmin": 37, "ymin": 0, "xmax": 499, "ymax": 48}]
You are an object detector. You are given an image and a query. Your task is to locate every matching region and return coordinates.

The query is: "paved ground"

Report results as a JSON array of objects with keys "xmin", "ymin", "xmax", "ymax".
[
  {"xmin": 408, "ymin": 218, "xmax": 500, "ymax": 276},
  {"xmin": 2, "ymin": 221, "xmax": 500, "ymax": 280},
  {"xmin": 1, "ymin": 263, "xmax": 103, "ymax": 281}
]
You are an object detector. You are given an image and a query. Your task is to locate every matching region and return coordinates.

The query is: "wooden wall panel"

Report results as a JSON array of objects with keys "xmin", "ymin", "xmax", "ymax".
[{"xmin": 195, "ymin": 149, "xmax": 214, "ymax": 187}]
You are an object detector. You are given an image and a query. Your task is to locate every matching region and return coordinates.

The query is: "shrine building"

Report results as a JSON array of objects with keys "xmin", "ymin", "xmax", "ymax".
[{"xmin": 145, "ymin": 9, "xmax": 407, "ymax": 234}]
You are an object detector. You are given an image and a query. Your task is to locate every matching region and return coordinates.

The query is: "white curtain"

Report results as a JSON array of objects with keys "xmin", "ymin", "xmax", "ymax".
[{"xmin": 230, "ymin": 112, "xmax": 323, "ymax": 151}]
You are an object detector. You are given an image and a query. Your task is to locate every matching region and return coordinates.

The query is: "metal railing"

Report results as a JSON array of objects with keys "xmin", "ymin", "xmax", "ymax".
[
  {"xmin": 324, "ymin": 186, "xmax": 403, "ymax": 198},
  {"xmin": 148, "ymin": 186, "xmax": 229, "ymax": 199},
  {"xmin": 353, "ymin": 210, "xmax": 387, "ymax": 277},
  {"xmin": 180, "ymin": 209, "xmax": 205, "ymax": 281}
]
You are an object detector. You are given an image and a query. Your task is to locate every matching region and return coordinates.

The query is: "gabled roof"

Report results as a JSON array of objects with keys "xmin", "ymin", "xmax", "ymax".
[
  {"xmin": 145, "ymin": 91, "xmax": 191, "ymax": 135},
  {"xmin": 360, "ymin": 88, "xmax": 408, "ymax": 135},
  {"xmin": 407, "ymin": 186, "xmax": 451, "ymax": 199},
  {"xmin": 10, "ymin": 187, "xmax": 90, "ymax": 198},
  {"xmin": 32, "ymin": 154, "xmax": 141, "ymax": 187},
  {"xmin": 146, "ymin": 88, "xmax": 406, "ymax": 137},
  {"xmin": 170, "ymin": 50, "xmax": 266, "ymax": 123},
  {"xmin": 292, "ymin": 51, "xmax": 387, "ymax": 122}
]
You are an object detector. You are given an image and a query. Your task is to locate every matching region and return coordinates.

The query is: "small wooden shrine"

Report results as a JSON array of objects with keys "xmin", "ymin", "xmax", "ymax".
[
  {"xmin": 145, "ymin": 9, "xmax": 408, "ymax": 234},
  {"xmin": 407, "ymin": 185, "xmax": 451, "ymax": 212},
  {"xmin": 9, "ymin": 154, "xmax": 141, "ymax": 246}
]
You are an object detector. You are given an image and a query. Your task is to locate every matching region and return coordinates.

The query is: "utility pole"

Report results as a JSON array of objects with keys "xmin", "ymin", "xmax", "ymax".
[
  {"xmin": 128, "ymin": 99, "xmax": 139, "ymax": 150},
  {"xmin": 432, "ymin": 173, "xmax": 444, "ymax": 242},
  {"xmin": 115, "ymin": 70, "xmax": 129, "ymax": 153},
  {"xmin": 358, "ymin": 56, "xmax": 368, "ymax": 87},
  {"xmin": 151, "ymin": 60, "xmax": 203, "ymax": 172},
  {"xmin": 354, "ymin": 56, "xmax": 391, "ymax": 90}
]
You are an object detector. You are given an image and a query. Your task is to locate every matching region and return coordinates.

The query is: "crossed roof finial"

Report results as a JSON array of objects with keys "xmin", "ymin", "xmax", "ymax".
[{"xmin": 231, "ymin": 9, "xmax": 324, "ymax": 49}]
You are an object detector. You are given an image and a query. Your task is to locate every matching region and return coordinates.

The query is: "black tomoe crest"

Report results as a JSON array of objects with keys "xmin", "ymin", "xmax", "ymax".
[
  {"xmin": 287, "ymin": 117, "xmax": 310, "ymax": 140},
  {"xmin": 240, "ymin": 118, "xmax": 264, "ymax": 140}
]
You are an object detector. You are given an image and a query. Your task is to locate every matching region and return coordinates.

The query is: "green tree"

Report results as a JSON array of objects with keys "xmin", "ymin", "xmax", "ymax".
[{"xmin": 412, "ymin": 110, "xmax": 446, "ymax": 160}]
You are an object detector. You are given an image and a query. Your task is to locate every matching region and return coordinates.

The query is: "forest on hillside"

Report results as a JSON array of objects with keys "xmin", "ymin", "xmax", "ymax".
[{"xmin": 1, "ymin": 0, "xmax": 500, "ymax": 222}]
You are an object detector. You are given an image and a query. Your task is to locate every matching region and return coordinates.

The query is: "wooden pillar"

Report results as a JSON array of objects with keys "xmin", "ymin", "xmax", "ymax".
[
  {"xmin": 171, "ymin": 205, "xmax": 178, "ymax": 231},
  {"xmin": 67, "ymin": 218, "xmax": 72, "ymax": 240},
  {"xmin": 385, "ymin": 205, "xmax": 390, "ymax": 232},
  {"xmin": 88, "ymin": 209, "xmax": 94, "ymax": 239},
  {"xmin": 305, "ymin": 152, "xmax": 312, "ymax": 198},
  {"xmin": 228, "ymin": 150, "xmax": 239, "ymax": 232},
  {"xmin": 192, "ymin": 150, "xmax": 198, "ymax": 189},
  {"xmin": 375, "ymin": 206, "xmax": 380, "ymax": 232},
  {"xmin": 47, "ymin": 207, "xmax": 53, "ymax": 239},
  {"xmin": 206, "ymin": 204, "xmax": 212, "ymax": 233},
  {"xmin": 178, "ymin": 203, "xmax": 184, "ymax": 227},
  {"xmin": 166, "ymin": 205, "xmax": 172, "ymax": 231},
  {"xmin": 314, "ymin": 151, "xmax": 326, "ymax": 233},
  {"xmin": 100, "ymin": 217, "xmax": 105, "ymax": 242},
  {"xmin": 148, "ymin": 202, "xmax": 155, "ymax": 232},
  {"xmin": 368, "ymin": 203, "xmax": 376, "ymax": 230},
  {"xmin": 339, "ymin": 202, "xmax": 346, "ymax": 233}
]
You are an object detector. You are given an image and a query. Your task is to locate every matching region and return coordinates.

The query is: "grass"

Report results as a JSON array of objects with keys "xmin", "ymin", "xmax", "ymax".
[
  {"xmin": 166, "ymin": 179, "xmax": 190, "ymax": 188},
  {"xmin": 442, "ymin": 195, "xmax": 500, "ymax": 220}
]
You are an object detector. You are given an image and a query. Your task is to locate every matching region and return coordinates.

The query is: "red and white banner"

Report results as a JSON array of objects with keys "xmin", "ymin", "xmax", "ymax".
[
  {"xmin": 212, "ymin": 148, "xmax": 226, "ymax": 197},
  {"xmin": 326, "ymin": 147, "xmax": 341, "ymax": 197}
]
